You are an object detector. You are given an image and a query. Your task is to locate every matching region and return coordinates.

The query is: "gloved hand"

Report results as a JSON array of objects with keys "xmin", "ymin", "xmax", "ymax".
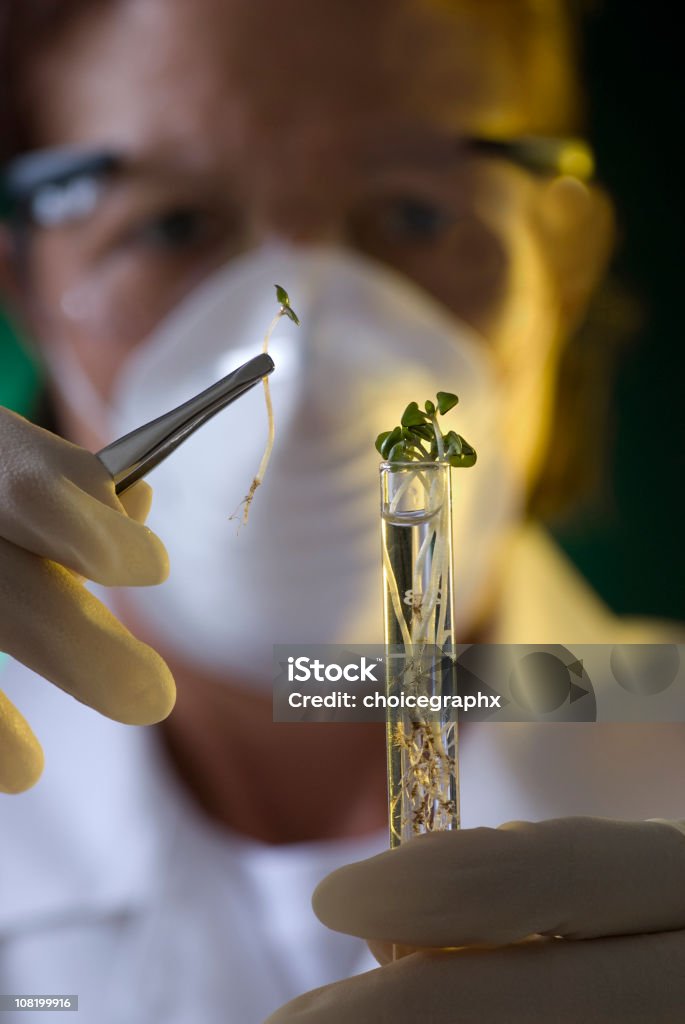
[
  {"xmin": 267, "ymin": 816, "xmax": 685, "ymax": 1023},
  {"xmin": 0, "ymin": 406, "xmax": 175, "ymax": 794}
]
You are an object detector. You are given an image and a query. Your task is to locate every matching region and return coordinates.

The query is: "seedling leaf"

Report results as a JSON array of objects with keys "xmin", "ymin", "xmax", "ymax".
[
  {"xmin": 375, "ymin": 430, "xmax": 393, "ymax": 454},
  {"xmin": 388, "ymin": 442, "xmax": 407, "ymax": 462},
  {"xmin": 377, "ymin": 393, "xmax": 476, "ymax": 469},
  {"xmin": 436, "ymin": 391, "xmax": 458, "ymax": 415},
  {"xmin": 401, "ymin": 401, "xmax": 428, "ymax": 427},
  {"xmin": 274, "ymin": 284, "xmax": 300, "ymax": 325}
]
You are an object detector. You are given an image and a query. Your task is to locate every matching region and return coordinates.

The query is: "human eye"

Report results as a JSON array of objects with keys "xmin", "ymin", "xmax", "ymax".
[
  {"xmin": 127, "ymin": 204, "xmax": 222, "ymax": 251},
  {"xmin": 363, "ymin": 194, "xmax": 456, "ymax": 244}
]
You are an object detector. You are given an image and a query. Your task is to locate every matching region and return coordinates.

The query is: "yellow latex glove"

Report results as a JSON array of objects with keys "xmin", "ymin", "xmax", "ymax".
[
  {"xmin": 0, "ymin": 407, "xmax": 175, "ymax": 794},
  {"xmin": 267, "ymin": 817, "xmax": 685, "ymax": 1023}
]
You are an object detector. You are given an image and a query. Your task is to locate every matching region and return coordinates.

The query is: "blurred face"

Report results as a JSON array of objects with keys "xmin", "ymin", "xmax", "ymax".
[{"xmin": 11, "ymin": 0, "xmax": 603, "ymax": 483}]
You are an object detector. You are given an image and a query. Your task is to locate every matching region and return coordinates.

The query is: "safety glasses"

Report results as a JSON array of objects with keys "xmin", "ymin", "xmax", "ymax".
[{"xmin": 0, "ymin": 135, "xmax": 595, "ymax": 229}]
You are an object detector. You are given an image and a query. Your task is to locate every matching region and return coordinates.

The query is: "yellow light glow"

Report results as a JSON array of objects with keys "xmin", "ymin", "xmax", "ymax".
[{"xmin": 557, "ymin": 140, "xmax": 595, "ymax": 181}]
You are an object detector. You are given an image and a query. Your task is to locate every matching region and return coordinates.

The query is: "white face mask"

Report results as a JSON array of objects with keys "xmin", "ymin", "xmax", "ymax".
[{"xmin": 51, "ymin": 244, "xmax": 523, "ymax": 685}]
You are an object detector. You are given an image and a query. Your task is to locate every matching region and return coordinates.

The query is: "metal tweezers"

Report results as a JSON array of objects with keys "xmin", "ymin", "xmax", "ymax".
[{"xmin": 97, "ymin": 353, "xmax": 274, "ymax": 495}]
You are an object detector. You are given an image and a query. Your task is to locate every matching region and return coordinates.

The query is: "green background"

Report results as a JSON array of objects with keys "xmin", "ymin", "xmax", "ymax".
[
  {"xmin": 1, "ymin": 2, "xmax": 682, "ymax": 620},
  {"xmin": 551, "ymin": 3, "xmax": 684, "ymax": 620}
]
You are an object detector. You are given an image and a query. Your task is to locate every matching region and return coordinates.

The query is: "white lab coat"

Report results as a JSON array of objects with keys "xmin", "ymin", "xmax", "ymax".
[{"xmin": 0, "ymin": 526, "xmax": 683, "ymax": 1023}]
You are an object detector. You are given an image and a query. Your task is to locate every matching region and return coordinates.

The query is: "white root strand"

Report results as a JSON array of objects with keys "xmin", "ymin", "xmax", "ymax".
[{"xmin": 234, "ymin": 311, "xmax": 281, "ymax": 526}]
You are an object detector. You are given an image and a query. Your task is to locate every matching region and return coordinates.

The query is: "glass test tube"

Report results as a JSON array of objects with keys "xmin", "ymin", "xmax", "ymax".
[{"xmin": 380, "ymin": 461, "xmax": 459, "ymax": 850}]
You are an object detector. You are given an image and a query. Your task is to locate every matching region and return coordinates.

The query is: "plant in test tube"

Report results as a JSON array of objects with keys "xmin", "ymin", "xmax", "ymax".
[{"xmin": 377, "ymin": 395, "xmax": 476, "ymax": 848}]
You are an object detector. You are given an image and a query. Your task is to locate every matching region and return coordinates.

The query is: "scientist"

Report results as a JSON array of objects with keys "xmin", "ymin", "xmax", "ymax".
[{"xmin": 0, "ymin": 1, "xmax": 684, "ymax": 1021}]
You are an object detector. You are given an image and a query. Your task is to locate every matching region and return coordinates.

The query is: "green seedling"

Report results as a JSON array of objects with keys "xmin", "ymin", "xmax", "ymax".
[
  {"xmin": 375, "ymin": 391, "xmax": 477, "ymax": 468},
  {"xmin": 231, "ymin": 285, "xmax": 300, "ymax": 526}
]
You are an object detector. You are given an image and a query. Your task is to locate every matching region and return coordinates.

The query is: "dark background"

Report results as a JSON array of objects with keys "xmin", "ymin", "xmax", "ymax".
[
  {"xmin": 552, "ymin": 1, "xmax": 684, "ymax": 620},
  {"xmin": 1, "ymin": 1, "xmax": 683, "ymax": 620}
]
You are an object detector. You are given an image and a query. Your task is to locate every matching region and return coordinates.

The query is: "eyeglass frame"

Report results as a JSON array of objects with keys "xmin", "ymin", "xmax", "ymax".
[{"xmin": 0, "ymin": 135, "xmax": 595, "ymax": 230}]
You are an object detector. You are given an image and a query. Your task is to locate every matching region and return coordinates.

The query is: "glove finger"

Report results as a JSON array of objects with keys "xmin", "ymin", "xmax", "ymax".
[
  {"xmin": 61, "ymin": 481, "xmax": 154, "ymax": 584},
  {"xmin": 313, "ymin": 817, "xmax": 685, "ymax": 948},
  {"xmin": 366, "ymin": 933, "xmax": 537, "ymax": 966},
  {"xmin": 0, "ymin": 689, "xmax": 44, "ymax": 793},
  {"xmin": 265, "ymin": 930, "xmax": 685, "ymax": 1024},
  {"xmin": 0, "ymin": 408, "xmax": 167, "ymax": 585},
  {"xmin": 118, "ymin": 480, "xmax": 154, "ymax": 525},
  {"xmin": 366, "ymin": 939, "xmax": 393, "ymax": 966},
  {"xmin": 0, "ymin": 537, "xmax": 175, "ymax": 725}
]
